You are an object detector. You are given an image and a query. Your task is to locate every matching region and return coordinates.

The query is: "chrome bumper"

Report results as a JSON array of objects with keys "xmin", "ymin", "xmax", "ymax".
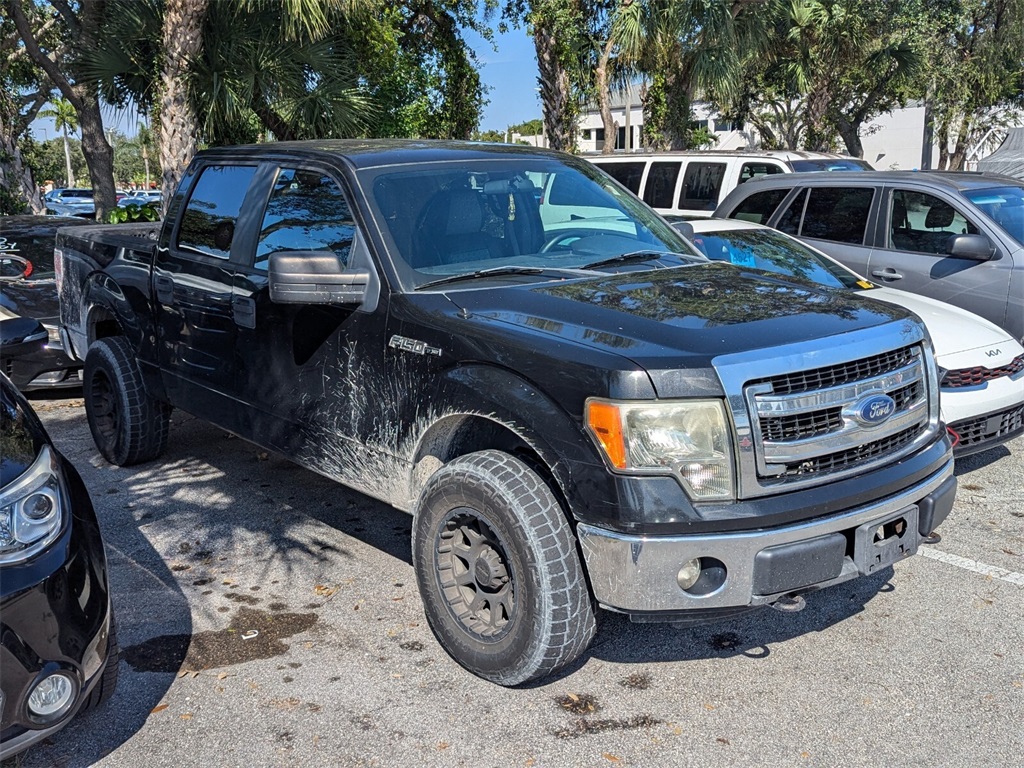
[{"xmin": 577, "ymin": 458, "xmax": 955, "ymax": 614}]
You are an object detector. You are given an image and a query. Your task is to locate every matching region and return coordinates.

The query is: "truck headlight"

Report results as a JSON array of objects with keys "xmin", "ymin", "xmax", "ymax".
[
  {"xmin": 586, "ymin": 399, "xmax": 735, "ymax": 500},
  {"xmin": 0, "ymin": 446, "xmax": 65, "ymax": 563}
]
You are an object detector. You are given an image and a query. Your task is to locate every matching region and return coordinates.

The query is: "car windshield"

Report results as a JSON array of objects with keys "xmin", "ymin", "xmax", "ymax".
[
  {"xmin": 790, "ymin": 159, "xmax": 872, "ymax": 172},
  {"xmin": 961, "ymin": 185, "xmax": 1024, "ymax": 246},
  {"xmin": 359, "ymin": 155, "xmax": 699, "ymax": 290},
  {"xmin": 61, "ymin": 189, "xmax": 93, "ymax": 200},
  {"xmin": 688, "ymin": 227, "xmax": 867, "ymax": 290}
]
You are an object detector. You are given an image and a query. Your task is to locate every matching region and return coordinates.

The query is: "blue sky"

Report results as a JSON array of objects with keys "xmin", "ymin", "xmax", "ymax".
[
  {"xmin": 463, "ymin": 23, "xmax": 544, "ymax": 131},
  {"xmin": 32, "ymin": 22, "xmax": 544, "ymax": 141}
]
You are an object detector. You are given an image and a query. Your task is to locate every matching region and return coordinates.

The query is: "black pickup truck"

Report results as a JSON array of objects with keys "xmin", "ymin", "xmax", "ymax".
[{"xmin": 56, "ymin": 140, "xmax": 956, "ymax": 685}]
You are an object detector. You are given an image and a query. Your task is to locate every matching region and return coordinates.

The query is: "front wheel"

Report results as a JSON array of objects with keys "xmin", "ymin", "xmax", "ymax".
[
  {"xmin": 84, "ymin": 336, "xmax": 170, "ymax": 466},
  {"xmin": 412, "ymin": 450, "xmax": 596, "ymax": 686}
]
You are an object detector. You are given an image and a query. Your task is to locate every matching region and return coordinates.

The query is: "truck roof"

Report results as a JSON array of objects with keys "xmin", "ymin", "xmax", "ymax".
[{"xmin": 194, "ymin": 139, "xmax": 568, "ymax": 170}]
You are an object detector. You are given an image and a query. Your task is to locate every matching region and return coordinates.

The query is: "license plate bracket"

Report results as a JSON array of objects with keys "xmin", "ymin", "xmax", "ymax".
[{"xmin": 853, "ymin": 506, "xmax": 919, "ymax": 575}]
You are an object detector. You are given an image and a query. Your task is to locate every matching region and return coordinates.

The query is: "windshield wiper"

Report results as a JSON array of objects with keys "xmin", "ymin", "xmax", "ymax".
[
  {"xmin": 416, "ymin": 265, "xmax": 593, "ymax": 291},
  {"xmin": 581, "ymin": 250, "xmax": 703, "ymax": 271}
]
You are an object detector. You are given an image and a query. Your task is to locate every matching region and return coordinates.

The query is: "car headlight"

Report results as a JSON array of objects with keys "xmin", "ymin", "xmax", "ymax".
[
  {"xmin": 0, "ymin": 445, "xmax": 65, "ymax": 563},
  {"xmin": 586, "ymin": 399, "xmax": 735, "ymax": 500}
]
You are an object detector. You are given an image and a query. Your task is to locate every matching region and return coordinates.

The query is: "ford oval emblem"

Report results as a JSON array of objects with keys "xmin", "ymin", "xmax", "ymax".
[{"xmin": 852, "ymin": 394, "xmax": 897, "ymax": 427}]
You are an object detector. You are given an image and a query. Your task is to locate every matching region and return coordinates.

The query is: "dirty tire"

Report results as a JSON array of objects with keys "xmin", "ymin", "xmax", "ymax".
[
  {"xmin": 84, "ymin": 336, "xmax": 170, "ymax": 466},
  {"xmin": 81, "ymin": 617, "xmax": 119, "ymax": 712},
  {"xmin": 412, "ymin": 450, "xmax": 596, "ymax": 686}
]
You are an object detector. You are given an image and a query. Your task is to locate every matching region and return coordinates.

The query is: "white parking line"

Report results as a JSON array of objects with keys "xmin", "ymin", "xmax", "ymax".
[{"xmin": 919, "ymin": 547, "xmax": 1024, "ymax": 586}]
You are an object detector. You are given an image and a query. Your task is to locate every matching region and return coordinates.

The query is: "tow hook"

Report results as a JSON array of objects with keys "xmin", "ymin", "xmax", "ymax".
[{"xmin": 770, "ymin": 594, "xmax": 807, "ymax": 613}]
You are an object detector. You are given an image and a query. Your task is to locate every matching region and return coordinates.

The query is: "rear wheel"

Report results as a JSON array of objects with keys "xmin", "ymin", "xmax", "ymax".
[
  {"xmin": 412, "ymin": 450, "xmax": 596, "ymax": 686},
  {"xmin": 84, "ymin": 336, "xmax": 170, "ymax": 465}
]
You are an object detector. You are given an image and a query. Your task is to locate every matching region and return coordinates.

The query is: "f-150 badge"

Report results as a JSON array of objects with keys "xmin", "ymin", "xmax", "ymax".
[{"xmin": 389, "ymin": 335, "xmax": 442, "ymax": 357}]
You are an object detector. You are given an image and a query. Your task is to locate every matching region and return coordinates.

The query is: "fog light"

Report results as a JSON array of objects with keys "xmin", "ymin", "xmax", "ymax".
[
  {"xmin": 676, "ymin": 558, "xmax": 702, "ymax": 590},
  {"xmin": 28, "ymin": 673, "xmax": 75, "ymax": 718}
]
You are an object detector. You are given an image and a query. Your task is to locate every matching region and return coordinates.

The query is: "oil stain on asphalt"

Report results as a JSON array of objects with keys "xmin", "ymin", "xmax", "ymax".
[{"xmin": 121, "ymin": 607, "xmax": 318, "ymax": 673}]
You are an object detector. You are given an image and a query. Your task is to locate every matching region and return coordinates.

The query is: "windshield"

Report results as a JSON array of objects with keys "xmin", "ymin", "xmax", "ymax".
[
  {"xmin": 790, "ymin": 159, "xmax": 872, "ymax": 172},
  {"xmin": 359, "ymin": 155, "xmax": 698, "ymax": 290},
  {"xmin": 688, "ymin": 227, "xmax": 867, "ymax": 290},
  {"xmin": 961, "ymin": 185, "xmax": 1024, "ymax": 246}
]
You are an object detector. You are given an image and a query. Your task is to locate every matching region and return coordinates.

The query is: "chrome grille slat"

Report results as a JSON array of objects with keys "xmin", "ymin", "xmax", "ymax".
[{"xmin": 745, "ymin": 343, "xmax": 930, "ymax": 483}]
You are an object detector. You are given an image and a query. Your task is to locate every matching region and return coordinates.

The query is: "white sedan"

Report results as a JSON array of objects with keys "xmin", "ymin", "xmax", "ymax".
[{"xmin": 677, "ymin": 218, "xmax": 1024, "ymax": 457}]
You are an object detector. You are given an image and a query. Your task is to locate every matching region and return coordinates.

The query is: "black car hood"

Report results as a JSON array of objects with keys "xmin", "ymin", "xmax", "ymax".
[{"xmin": 446, "ymin": 263, "xmax": 915, "ymax": 395}]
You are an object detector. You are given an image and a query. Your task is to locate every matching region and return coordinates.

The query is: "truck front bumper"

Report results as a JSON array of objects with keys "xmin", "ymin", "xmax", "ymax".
[{"xmin": 577, "ymin": 457, "xmax": 955, "ymax": 617}]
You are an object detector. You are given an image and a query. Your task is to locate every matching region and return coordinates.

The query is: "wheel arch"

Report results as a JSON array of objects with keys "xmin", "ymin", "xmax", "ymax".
[{"xmin": 407, "ymin": 364, "xmax": 603, "ymax": 523}]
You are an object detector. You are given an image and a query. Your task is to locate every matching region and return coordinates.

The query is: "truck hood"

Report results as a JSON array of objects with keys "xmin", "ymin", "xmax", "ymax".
[{"xmin": 447, "ymin": 263, "xmax": 915, "ymax": 396}]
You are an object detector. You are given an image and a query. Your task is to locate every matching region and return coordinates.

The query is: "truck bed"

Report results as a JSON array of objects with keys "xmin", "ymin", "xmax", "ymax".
[{"xmin": 57, "ymin": 222, "xmax": 161, "ymax": 268}]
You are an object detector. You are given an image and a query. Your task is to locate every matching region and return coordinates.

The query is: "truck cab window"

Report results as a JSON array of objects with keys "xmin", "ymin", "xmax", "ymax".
[
  {"xmin": 176, "ymin": 165, "xmax": 257, "ymax": 259},
  {"xmin": 254, "ymin": 169, "xmax": 354, "ymax": 272}
]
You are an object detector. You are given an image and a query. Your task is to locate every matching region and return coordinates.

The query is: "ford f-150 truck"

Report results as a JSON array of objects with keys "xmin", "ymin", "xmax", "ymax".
[{"xmin": 56, "ymin": 141, "xmax": 956, "ymax": 685}]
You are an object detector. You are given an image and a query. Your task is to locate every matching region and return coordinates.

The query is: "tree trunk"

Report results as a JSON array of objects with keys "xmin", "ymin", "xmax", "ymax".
[
  {"xmin": 596, "ymin": 36, "xmax": 615, "ymax": 154},
  {"xmin": 834, "ymin": 115, "xmax": 864, "ymax": 159},
  {"xmin": 62, "ymin": 126, "xmax": 75, "ymax": 186},
  {"xmin": 803, "ymin": 84, "xmax": 832, "ymax": 151},
  {"xmin": 159, "ymin": 0, "xmax": 209, "ymax": 211},
  {"xmin": 78, "ymin": 99, "xmax": 117, "ymax": 217},
  {"xmin": 0, "ymin": 132, "xmax": 44, "ymax": 214},
  {"xmin": 533, "ymin": 21, "xmax": 576, "ymax": 152}
]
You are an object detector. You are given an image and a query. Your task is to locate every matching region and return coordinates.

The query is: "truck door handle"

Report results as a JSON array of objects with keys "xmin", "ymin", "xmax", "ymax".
[
  {"xmin": 232, "ymin": 295, "xmax": 256, "ymax": 328},
  {"xmin": 870, "ymin": 267, "xmax": 903, "ymax": 281},
  {"xmin": 154, "ymin": 275, "xmax": 174, "ymax": 303}
]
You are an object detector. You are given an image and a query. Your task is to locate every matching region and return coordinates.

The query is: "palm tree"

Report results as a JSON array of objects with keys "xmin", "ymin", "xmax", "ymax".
[
  {"xmin": 39, "ymin": 97, "xmax": 79, "ymax": 187},
  {"xmin": 609, "ymin": 1, "xmax": 768, "ymax": 151},
  {"xmin": 137, "ymin": 120, "xmax": 154, "ymax": 189}
]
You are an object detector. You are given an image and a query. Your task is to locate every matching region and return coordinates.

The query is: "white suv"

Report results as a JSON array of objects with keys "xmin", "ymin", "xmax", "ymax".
[{"xmin": 587, "ymin": 150, "xmax": 871, "ymax": 218}]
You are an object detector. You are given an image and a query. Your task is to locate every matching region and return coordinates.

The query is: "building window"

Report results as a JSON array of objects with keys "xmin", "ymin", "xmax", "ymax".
[
  {"xmin": 581, "ymin": 129, "xmax": 592, "ymax": 140},
  {"xmin": 595, "ymin": 128, "xmax": 605, "ymax": 141}
]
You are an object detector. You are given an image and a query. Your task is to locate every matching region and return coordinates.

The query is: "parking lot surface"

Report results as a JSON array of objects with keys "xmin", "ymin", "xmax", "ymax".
[{"xmin": 11, "ymin": 397, "xmax": 1024, "ymax": 767}]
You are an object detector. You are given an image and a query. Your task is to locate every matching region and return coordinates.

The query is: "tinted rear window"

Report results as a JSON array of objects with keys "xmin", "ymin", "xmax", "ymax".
[
  {"xmin": 177, "ymin": 165, "xmax": 257, "ymax": 259},
  {"xmin": 800, "ymin": 187, "xmax": 874, "ymax": 244},
  {"xmin": 728, "ymin": 188, "xmax": 790, "ymax": 225},
  {"xmin": 597, "ymin": 162, "xmax": 646, "ymax": 194},
  {"xmin": 679, "ymin": 162, "xmax": 726, "ymax": 210},
  {"xmin": 642, "ymin": 162, "xmax": 681, "ymax": 208}
]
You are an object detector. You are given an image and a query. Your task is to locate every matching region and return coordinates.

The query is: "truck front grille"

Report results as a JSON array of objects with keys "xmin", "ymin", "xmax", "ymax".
[
  {"xmin": 782, "ymin": 425, "xmax": 921, "ymax": 476},
  {"xmin": 764, "ymin": 346, "xmax": 917, "ymax": 395},
  {"xmin": 745, "ymin": 343, "xmax": 930, "ymax": 486}
]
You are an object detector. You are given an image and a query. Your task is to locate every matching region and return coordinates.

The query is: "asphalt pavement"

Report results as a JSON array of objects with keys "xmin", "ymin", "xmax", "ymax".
[{"xmin": 9, "ymin": 396, "xmax": 1024, "ymax": 768}]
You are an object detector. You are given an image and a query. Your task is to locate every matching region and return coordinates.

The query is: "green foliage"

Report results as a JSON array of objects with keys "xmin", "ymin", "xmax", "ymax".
[
  {"xmin": 106, "ymin": 202, "xmax": 160, "ymax": 224},
  {"xmin": 508, "ymin": 118, "xmax": 543, "ymax": 135},
  {"xmin": 472, "ymin": 129, "xmax": 508, "ymax": 142},
  {"xmin": 80, "ymin": 0, "xmax": 489, "ymax": 143}
]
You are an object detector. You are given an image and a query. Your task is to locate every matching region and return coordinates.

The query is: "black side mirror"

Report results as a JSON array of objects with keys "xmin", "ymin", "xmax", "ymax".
[
  {"xmin": 267, "ymin": 250, "xmax": 369, "ymax": 305},
  {"xmin": 671, "ymin": 221, "xmax": 695, "ymax": 239},
  {"xmin": 946, "ymin": 233, "xmax": 994, "ymax": 261}
]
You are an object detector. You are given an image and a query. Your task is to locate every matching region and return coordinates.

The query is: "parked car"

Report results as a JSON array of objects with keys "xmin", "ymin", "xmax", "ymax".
[
  {"xmin": 0, "ymin": 370, "xmax": 118, "ymax": 760},
  {"xmin": 675, "ymin": 218, "xmax": 1024, "ymax": 456},
  {"xmin": 582, "ymin": 150, "xmax": 872, "ymax": 220},
  {"xmin": 714, "ymin": 170, "xmax": 1024, "ymax": 341},
  {"xmin": 117, "ymin": 190, "xmax": 162, "ymax": 208},
  {"xmin": 43, "ymin": 189, "xmax": 95, "ymax": 219},
  {"xmin": 0, "ymin": 216, "xmax": 84, "ymax": 390},
  {"xmin": 57, "ymin": 140, "xmax": 953, "ymax": 685}
]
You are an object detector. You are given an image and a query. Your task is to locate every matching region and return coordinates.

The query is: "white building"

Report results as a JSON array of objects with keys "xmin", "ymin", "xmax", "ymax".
[{"xmin": 571, "ymin": 89, "xmax": 1003, "ymax": 170}]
